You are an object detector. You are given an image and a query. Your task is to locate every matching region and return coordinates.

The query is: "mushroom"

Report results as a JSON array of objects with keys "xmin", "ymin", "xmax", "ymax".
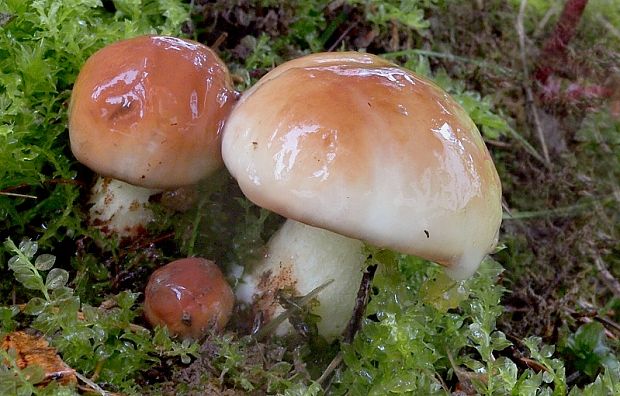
[
  {"xmin": 222, "ymin": 52, "xmax": 502, "ymax": 338},
  {"xmin": 235, "ymin": 219, "xmax": 365, "ymax": 339},
  {"xmin": 144, "ymin": 257, "xmax": 235, "ymax": 340},
  {"xmin": 68, "ymin": 35, "xmax": 235, "ymax": 238}
]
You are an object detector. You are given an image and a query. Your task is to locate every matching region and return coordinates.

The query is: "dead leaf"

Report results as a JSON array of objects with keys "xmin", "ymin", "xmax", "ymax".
[{"xmin": 1, "ymin": 331, "xmax": 77, "ymax": 386}]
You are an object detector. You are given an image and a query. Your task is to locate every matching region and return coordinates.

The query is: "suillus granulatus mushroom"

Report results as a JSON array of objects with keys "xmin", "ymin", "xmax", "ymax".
[
  {"xmin": 222, "ymin": 52, "xmax": 502, "ymax": 339},
  {"xmin": 143, "ymin": 257, "xmax": 235, "ymax": 340},
  {"xmin": 69, "ymin": 35, "xmax": 235, "ymax": 238}
]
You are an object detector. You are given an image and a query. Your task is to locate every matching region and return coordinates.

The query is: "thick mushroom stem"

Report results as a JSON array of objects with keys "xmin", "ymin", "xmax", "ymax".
[
  {"xmin": 88, "ymin": 177, "xmax": 159, "ymax": 239},
  {"xmin": 236, "ymin": 219, "xmax": 365, "ymax": 340}
]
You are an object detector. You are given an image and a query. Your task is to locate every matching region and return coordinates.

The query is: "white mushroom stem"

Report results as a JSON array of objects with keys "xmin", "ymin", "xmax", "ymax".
[
  {"xmin": 88, "ymin": 177, "xmax": 160, "ymax": 239},
  {"xmin": 236, "ymin": 219, "xmax": 366, "ymax": 340}
]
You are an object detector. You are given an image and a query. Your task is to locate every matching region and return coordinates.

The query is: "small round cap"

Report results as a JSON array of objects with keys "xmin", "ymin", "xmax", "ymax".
[
  {"xmin": 222, "ymin": 52, "xmax": 502, "ymax": 278},
  {"xmin": 144, "ymin": 257, "xmax": 235, "ymax": 339},
  {"xmin": 69, "ymin": 36, "xmax": 235, "ymax": 189}
]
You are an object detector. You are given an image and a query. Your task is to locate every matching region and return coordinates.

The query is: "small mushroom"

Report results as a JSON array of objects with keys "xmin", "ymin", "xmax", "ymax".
[
  {"xmin": 144, "ymin": 257, "xmax": 235, "ymax": 340},
  {"xmin": 68, "ymin": 35, "xmax": 236, "ymax": 238},
  {"xmin": 223, "ymin": 52, "xmax": 502, "ymax": 338}
]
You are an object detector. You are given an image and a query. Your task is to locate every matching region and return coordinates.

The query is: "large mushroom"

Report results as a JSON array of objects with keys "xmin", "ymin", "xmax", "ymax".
[
  {"xmin": 69, "ymin": 35, "xmax": 235, "ymax": 238},
  {"xmin": 222, "ymin": 52, "xmax": 502, "ymax": 339}
]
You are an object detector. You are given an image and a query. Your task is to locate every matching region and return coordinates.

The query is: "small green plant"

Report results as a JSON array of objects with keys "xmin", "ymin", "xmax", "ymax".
[
  {"xmin": 6, "ymin": 238, "xmax": 68, "ymax": 304},
  {"xmin": 332, "ymin": 252, "xmax": 506, "ymax": 394},
  {"xmin": 331, "ymin": 251, "xmax": 620, "ymax": 395},
  {"xmin": 564, "ymin": 322, "xmax": 618, "ymax": 378},
  {"xmin": 348, "ymin": 0, "xmax": 434, "ymax": 34},
  {"xmin": 2, "ymin": 238, "xmax": 199, "ymax": 393}
]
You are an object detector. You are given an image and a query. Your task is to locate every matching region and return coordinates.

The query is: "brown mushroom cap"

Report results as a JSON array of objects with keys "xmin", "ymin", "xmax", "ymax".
[
  {"xmin": 144, "ymin": 257, "xmax": 234, "ymax": 339},
  {"xmin": 222, "ymin": 52, "xmax": 502, "ymax": 279},
  {"xmin": 69, "ymin": 36, "xmax": 235, "ymax": 189}
]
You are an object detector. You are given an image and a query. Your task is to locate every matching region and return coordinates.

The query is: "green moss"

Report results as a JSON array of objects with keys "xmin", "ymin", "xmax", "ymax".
[
  {"xmin": 0, "ymin": 0, "xmax": 189, "ymax": 251},
  {"xmin": 3, "ymin": 238, "xmax": 198, "ymax": 393},
  {"xmin": 1, "ymin": 0, "xmax": 619, "ymax": 394}
]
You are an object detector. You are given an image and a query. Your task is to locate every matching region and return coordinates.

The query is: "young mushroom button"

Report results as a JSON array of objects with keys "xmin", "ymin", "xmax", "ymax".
[
  {"xmin": 144, "ymin": 258, "xmax": 235, "ymax": 340},
  {"xmin": 222, "ymin": 52, "xmax": 503, "ymax": 339},
  {"xmin": 68, "ymin": 35, "xmax": 236, "ymax": 238}
]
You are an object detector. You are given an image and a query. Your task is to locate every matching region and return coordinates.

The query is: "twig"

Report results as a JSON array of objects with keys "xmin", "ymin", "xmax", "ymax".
[
  {"xmin": 123, "ymin": 232, "xmax": 175, "ymax": 257},
  {"xmin": 90, "ymin": 359, "xmax": 104, "ymax": 382},
  {"xmin": 318, "ymin": 264, "xmax": 377, "ymax": 388},
  {"xmin": 0, "ymin": 191, "xmax": 38, "ymax": 199},
  {"xmin": 434, "ymin": 371, "xmax": 450, "ymax": 394},
  {"xmin": 534, "ymin": 3, "xmax": 561, "ymax": 38},
  {"xmin": 594, "ymin": 316, "xmax": 620, "ymax": 337},
  {"xmin": 566, "ymin": 306, "xmax": 620, "ymax": 339},
  {"xmin": 502, "ymin": 195, "xmax": 616, "ymax": 220},
  {"xmin": 485, "ymin": 139, "xmax": 512, "ymax": 148},
  {"xmin": 252, "ymin": 280, "xmax": 334, "ymax": 341},
  {"xmin": 343, "ymin": 264, "xmax": 376, "ymax": 343},
  {"xmin": 517, "ymin": 0, "xmax": 551, "ymax": 167},
  {"xmin": 382, "ymin": 49, "xmax": 515, "ymax": 77},
  {"xmin": 211, "ymin": 32, "xmax": 228, "ymax": 51},
  {"xmin": 316, "ymin": 353, "xmax": 343, "ymax": 386},
  {"xmin": 74, "ymin": 370, "xmax": 110, "ymax": 396},
  {"xmin": 0, "ymin": 178, "xmax": 85, "ymax": 198},
  {"xmin": 593, "ymin": 256, "xmax": 620, "ymax": 299},
  {"xmin": 446, "ymin": 349, "xmax": 487, "ymax": 390},
  {"xmin": 505, "ymin": 124, "xmax": 547, "ymax": 165},
  {"xmin": 327, "ymin": 22, "xmax": 356, "ymax": 52},
  {"xmin": 596, "ymin": 14, "xmax": 620, "ymax": 41}
]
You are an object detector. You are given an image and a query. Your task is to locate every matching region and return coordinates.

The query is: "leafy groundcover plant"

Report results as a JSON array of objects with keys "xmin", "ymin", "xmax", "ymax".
[{"xmin": 1, "ymin": 0, "xmax": 618, "ymax": 395}]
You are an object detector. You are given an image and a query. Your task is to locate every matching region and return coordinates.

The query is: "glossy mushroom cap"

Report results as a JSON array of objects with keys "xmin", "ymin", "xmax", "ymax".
[
  {"xmin": 69, "ymin": 36, "xmax": 235, "ymax": 189},
  {"xmin": 144, "ymin": 257, "xmax": 235, "ymax": 339},
  {"xmin": 222, "ymin": 52, "xmax": 502, "ymax": 279}
]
